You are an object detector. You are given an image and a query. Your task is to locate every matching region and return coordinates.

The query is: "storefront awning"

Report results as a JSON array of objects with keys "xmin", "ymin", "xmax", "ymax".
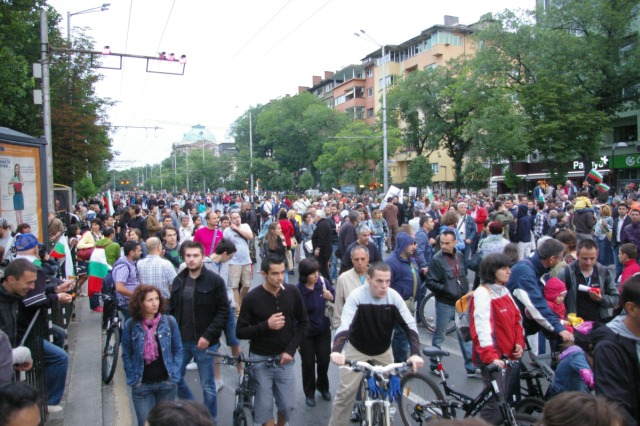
[{"xmin": 491, "ymin": 169, "xmax": 610, "ymax": 182}]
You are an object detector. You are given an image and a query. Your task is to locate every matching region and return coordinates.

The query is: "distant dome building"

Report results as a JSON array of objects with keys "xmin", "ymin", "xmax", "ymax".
[{"xmin": 172, "ymin": 124, "xmax": 220, "ymax": 156}]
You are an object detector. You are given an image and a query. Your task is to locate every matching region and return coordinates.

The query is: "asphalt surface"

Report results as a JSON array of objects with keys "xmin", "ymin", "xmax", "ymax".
[{"xmin": 59, "ymin": 249, "xmax": 488, "ymax": 426}]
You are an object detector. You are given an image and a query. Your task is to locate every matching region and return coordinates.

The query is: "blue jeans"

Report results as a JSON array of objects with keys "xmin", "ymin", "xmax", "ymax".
[
  {"xmin": 89, "ymin": 294, "xmax": 100, "ymax": 310},
  {"xmin": 373, "ymin": 236, "xmax": 384, "ymax": 258},
  {"xmin": 43, "ymin": 339, "xmax": 68, "ymax": 405},
  {"xmin": 330, "ymin": 244, "xmax": 339, "ymax": 281},
  {"xmin": 392, "ymin": 324, "xmax": 409, "ymax": 363},
  {"xmin": 612, "ymin": 243, "xmax": 623, "ymax": 280},
  {"xmin": 430, "ymin": 300, "xmax": 475, "ymax": 373},
  {"xmin": 177, "ymin": 341, "xmax": 219, "ymax": 420},
  {"xmin": 132, "ymin": 381, "xmax": 177, "ymax": 426}
]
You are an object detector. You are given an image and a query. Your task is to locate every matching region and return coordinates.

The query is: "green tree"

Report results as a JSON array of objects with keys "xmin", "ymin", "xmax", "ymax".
[
  {"xmin": 298, "ymin": 170, "xmax": 314, "ymax": 190},
  {"xmin": 254, "ymin": 93, "xmax": 348, "ymax": 177},
  {"xmin": 76, "ymin": 175, "xmax": 96, "ymax": 199},
  {"xmin": 387, "ymin": 60, "xmax": 476, "ymax": 191},
  {"xmin": 461, "ymin": 159, "xmax": 490, "ymax": 192},
  {"xmin": 405, "ymin": 155, "xmax": 433, "ymax": 191},
  {"xmin": 471, "ymin": 2, "xmax": 639, "ymax": 178},
  {"xmin": 320, "ymin": 169, "xmax": 338, "ymax": 192}
]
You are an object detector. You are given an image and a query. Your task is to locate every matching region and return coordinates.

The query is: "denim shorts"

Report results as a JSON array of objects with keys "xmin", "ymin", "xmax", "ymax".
[
  {"xmin": 250, "ymin": 353, "xmax": 295, "ymax": 424},
  {"xmin": 222, "ymin": 307, "xmax": 240, "ymax": 347}
]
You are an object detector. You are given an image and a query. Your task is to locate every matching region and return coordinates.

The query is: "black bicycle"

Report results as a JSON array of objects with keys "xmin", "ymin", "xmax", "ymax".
[
  {"xmin": 95, "ymin": 293, "xmax": 122, "ymax": 384},
  {"xmin": 208, "ymin": 351, "xmax": 280, "ymax": 426},
  {"xmin": 399, "ymin": 347, "xmax": 537, "ymax": 426},
  {"xmin": 417, "ymin": 290, "xmax": 456, "ymax": 335}
]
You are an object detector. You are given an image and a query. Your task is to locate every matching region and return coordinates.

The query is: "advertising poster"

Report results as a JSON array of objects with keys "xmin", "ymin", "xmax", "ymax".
[{"xmin": 0, "ymin": 143, "xmax": 44, "ymax": 241}]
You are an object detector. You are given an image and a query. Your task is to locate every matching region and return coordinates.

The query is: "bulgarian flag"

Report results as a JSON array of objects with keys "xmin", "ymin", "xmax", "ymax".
[
  {"xmin": 87, "ymin": 248, "xmax": 111, "ymax": 297},
  {"xmin": 596, "ymin": 183, "xmax": 610, "ymax": 193},
  {"xmin": 50, "ymin": 234, "xmax": 75, "ymax": 278},
  {"xmin": 587, "ymin": 168, "xmax": 603, "ymax": 183},
  {"xmin": 103, "ymin": 190, "xmax": 114, "ymax": 218}
]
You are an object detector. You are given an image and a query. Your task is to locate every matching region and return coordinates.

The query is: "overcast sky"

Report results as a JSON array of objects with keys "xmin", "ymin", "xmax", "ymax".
[{"xmin": 46, "ymin": 0, "xmax": 533, "ymax": 169}]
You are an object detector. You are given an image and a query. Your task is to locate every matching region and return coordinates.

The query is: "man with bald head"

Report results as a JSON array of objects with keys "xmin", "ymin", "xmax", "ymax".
[{"xmin": 136, "ymin": 237, "xmax": 177, "ymax": 299}]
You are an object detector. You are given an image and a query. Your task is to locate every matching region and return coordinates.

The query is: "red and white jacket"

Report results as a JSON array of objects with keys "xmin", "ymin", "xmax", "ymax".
[{"xmin": 470, "ymin": 284, "xmax": 525, "ymax": 365}]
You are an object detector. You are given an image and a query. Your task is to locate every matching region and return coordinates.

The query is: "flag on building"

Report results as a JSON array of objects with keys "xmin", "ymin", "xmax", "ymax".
[
  {"xmin": 587, "ymin": 168, "xmax": 603, "ymax": 183},
  {"xmin": 87, "ymin": 248, "xmax": 111, "ymax": 297},
  {"xmin": 49, "ymin": 234, "xmax": 74, "ymax": 278},
  {"xmin": 596, "ymin": 183, "xmax": 610, "ymax": 193}
]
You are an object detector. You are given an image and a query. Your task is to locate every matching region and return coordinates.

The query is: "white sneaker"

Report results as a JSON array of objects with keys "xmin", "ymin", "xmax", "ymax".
[
  {"xmin": 48, "ymin": 405, "xmax": 63, "ymax": 413},
  {"xmin": 186, "ymin": 361, "xmax": 198, "ymax": 371},
  {"xmin": 215, "ymin": 378, "xmax": 224, "ymax": 391}
]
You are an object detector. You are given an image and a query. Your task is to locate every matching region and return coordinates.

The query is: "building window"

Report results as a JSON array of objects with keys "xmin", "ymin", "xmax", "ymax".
[
  {"xmin": 425, "ymin": 63, "xmax": 437, "ymax": 70},
  {"xmin": 367, "ymin": 87, "xmax": 374, "ymax": 97},
  {"xmin": 614, "ymin": 124, "xmax": 637, "ymax": 143},
  {"xmin": 431, "ymin": 163, "xmax": 439, "ymax": 174},
  {"xmin": 367, "ymin": 108, "xmax": 374, "ymax": 118},
  {"xmin": 367, "ymin": 67, "xmax": 373, "ymax": 77}
]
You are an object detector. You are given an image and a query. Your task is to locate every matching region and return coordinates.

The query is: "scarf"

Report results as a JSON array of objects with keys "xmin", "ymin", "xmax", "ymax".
[{"xmin": 142, "ymin": 314, "xmax": 163, "ymax": 365}]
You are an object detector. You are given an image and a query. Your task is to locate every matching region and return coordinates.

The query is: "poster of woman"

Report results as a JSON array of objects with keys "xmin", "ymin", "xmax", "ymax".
[{"xmin": 0, "ymin": 144, "xmax": 42, "ymax": 241}]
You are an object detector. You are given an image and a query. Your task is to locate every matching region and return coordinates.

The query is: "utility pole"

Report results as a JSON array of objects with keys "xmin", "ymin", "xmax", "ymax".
[{"xmin": 40, "ymin": 9, "xmax": 54, "ymax": 211}]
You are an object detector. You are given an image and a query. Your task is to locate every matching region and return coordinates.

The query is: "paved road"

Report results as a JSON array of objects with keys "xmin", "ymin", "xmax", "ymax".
[{"xmin": 89, "ymin": 246, "xmax": 487, "ymax": 426}]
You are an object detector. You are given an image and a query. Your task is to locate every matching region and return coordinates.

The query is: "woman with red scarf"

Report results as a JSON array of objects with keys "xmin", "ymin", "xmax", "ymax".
[{"xmin": 121, "ymin": 285, "xmax": 184, "ymax": 426}]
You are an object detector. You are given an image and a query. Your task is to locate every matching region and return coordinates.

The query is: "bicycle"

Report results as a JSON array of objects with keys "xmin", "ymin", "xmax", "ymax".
[
  {"xmin": 95, "ymin": 293, "xmax": 122, "ymax": 384},
  {"xmin": 207, "ymin": 351, "xmax": 280, "ymax": 426},
  {"xmin": 417, "ymin": 290, "xmax": 456, "ymax": 335},
  {"xmin": 399, "ymin": 347, "xmax": 538, "ymax": 426},
  {"xmin": 511, "ymin": 343, "xmax": 557, "ymax": 418},
  {"xmin": 342, "ymin": 359, "xmax": 413, "ymax": 426}
]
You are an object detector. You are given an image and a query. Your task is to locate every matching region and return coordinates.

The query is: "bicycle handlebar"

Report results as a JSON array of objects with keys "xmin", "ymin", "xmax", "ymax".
[
  {"xmin": 343, "ymin": 359, "xmax": 410, "ymax": 374},
  {"xmin": 485, "ymin": 358, "xmax": 515, "ymax": 374},
  {"xmin": 93, "ymin": 293, "xmax": 116, "ymax": 301},
  {"xmin": 206, "ymin": 351, "xmax": 281, "ymax": 366}
]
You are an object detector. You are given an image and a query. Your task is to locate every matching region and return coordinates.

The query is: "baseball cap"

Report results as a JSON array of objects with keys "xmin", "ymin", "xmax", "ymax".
[{"xmin": 14, "ymin": 233, "xmax": 44, "ymax": 252}]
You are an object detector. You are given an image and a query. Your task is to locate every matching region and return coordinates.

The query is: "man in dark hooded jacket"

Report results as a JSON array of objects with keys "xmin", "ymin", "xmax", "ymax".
[
  {"xmin": 385, "ymin": 232, "xmax": 420, "ymax": 362},
  {"xmin": 592, "ymin": 276, "xmax": 640, "ymax": 426}
]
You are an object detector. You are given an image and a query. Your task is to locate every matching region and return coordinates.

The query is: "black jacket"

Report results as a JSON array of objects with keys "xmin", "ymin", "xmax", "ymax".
[
  {"xmin": 426, "ymin": 250, "xmax": 469, "ymax": 306},
  {"xmin": 612, "ymin": 214, "xmax": 632, "ymax": 245},
  {"xmin": 592, "ymin": 323, "xmax": 640, "ymax": 425},
  {"xmin": 312, "ymin": 218, "xmax": 333, "ymax": 259},
  {"xmin": 0, "ymin": 284, "xmax": 21, "ymax": 347},
  {"xmin": 169, "ymin": 266, "xmax": 230, "ymax": 344}
]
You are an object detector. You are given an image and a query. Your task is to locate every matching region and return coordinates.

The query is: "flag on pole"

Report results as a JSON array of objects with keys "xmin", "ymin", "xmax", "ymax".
[
  {"xmin": 426, "ymin": 186, "xmax": 435, "ymax": 202},
  {"xmin": 87, "ymin": 248, "xmax": 111, "ymax": 297},
  {"xmin": 104, "ymin": 190, "xmax": 114, "ymax": 218},
  {"xmin": 50, "ymin": 234, "xmax": 74, "ymax": 278},
  {"xmin": 596, "ymin": 183, "xmax": 610, "ymax": 193},
  {"xmin": 587, "ymin": 169, "xmax": 603, "ymax": 183}
]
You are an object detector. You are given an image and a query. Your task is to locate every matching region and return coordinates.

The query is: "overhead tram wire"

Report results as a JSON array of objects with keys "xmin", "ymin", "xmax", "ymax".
[
  {"xmin": 199, "ymin": 0, "xmax": 334, "ymax": 107},
  {"xmin": 115, "ymin": 0, "xmax": 135, "ymax": 110},
  {"xmin": 176, "ymin": 0, "xmax": 295, "ymax": 111},
  {"xmin": 129, "ymin": 0, "xmax": 177, "ymax": 121}
]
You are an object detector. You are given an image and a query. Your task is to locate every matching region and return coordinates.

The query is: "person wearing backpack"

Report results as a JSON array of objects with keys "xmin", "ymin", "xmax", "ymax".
[{"xmin": 470, "ymin": 253, "xmax": 525, "ymax": 424}]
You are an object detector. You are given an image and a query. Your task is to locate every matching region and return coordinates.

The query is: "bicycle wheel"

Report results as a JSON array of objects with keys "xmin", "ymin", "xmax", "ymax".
[
  {"xmin": 418, "ymin": 293, "xmax": 455, "ymax": 334},
  {"xmin": 399, "ymin": 372, "xmax": 445, "ymax": 425},
  {"xmin": 102, "ymin": 325, "xmax": 120, "ymax": 384},
  {"xmin": 513, "ymin": 397, "xmax": 544, "ymax": 419},
  {"xmin": 234, "ymin": 406, "xmax": 253, "ymax": 426}
]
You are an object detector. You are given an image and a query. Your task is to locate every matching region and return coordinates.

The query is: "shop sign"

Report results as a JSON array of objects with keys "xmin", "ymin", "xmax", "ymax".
[
  {"xmin": 613, "ymin": 154, "xmax": 640, "ymax": 169},
  {"xmin": 572, "ymin": 157, "xmax": 608, "ymax": 170}
]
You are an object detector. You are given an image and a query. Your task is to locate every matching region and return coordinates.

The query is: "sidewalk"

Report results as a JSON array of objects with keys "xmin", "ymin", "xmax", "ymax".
[{"xmin": 46, "ymin": 295, "xmax": 133, "ymax": 426}]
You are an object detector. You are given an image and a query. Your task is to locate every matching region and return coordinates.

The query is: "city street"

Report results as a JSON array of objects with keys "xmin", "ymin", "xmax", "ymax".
[{"xmin": 102, "ymin": 249, "xmax": 484, "ymax": 426}]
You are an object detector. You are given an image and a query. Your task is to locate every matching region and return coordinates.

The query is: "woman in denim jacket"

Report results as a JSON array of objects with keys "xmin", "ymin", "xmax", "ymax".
[{"xmin": 122, "ymin": 285, "xmax": 183, "ymax": 426}]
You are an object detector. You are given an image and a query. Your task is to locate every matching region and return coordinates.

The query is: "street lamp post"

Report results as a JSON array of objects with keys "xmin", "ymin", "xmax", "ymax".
[
  {"xmin": 440, "ymin": 165, "xmax": 448, "ymax": 197},
  {"xmin": 355, "ymin": 30, "xmax": 389, "ymax": 195},
  {"xmin": 611, "ymin": 141, "xmax": 629, "ymax": 194},
  {"xmin": 67, "ymin": 4, "xmax": 110, "ymax": 42},
  {"xmin": 249, "ymin": 110, "xmax": 254, "ymax": 204}
]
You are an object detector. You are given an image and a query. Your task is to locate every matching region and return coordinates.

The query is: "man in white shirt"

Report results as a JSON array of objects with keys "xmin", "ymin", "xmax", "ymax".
[
  {"xmin": 179, "ymin": 215, "xmax": 194, "ymax": 242},
  {"xmin": 223, "ymin": 211, "xmax": 254, "ymax": 309}
]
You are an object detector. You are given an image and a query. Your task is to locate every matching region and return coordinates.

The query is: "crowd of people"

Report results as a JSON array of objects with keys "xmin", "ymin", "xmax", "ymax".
[{"xmin": 1, "ymin": 181, "xmax": 640, "ymax": 425}]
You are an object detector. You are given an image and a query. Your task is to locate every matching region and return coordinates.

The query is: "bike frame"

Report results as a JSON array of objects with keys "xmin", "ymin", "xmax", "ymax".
[{"xmin": 432, "ymin": 359, "xmax": 512, "ymax": 418}]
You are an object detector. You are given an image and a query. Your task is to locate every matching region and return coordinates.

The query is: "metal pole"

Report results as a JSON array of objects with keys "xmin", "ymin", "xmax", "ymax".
[
  {"xmin": 160, "ymin": 162, "xmax": 163, "ymax": 191},
  {"xmin": 41, "ymin": 9, "xmax": 54, "ymax": 212},
  {"xmin": 381, "ymin": 44, "xmax": 389, "ymax": 195},
  {"xmin": 186, "ymin": 150, "xmax": 189, "ymax": 192},
  {"xmin": 202, "ymin": 141, "xmax": 205, "ymax": 193},
  {"xmin": 249, "ymin": 111, "xmax": 254, "ymax": 204},
  {"xmin": 66, "ymin": 11, "xmax": 71, "ymax": 41}
]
